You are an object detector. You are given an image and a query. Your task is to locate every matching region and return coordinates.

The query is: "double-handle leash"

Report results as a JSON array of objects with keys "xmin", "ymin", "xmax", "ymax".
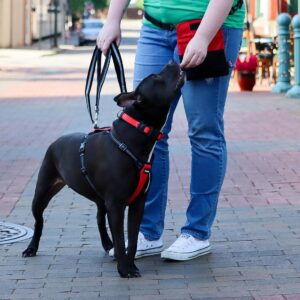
[{"xmin": 85, "ymin": 43, "xmax": 127, "ymax": 129}]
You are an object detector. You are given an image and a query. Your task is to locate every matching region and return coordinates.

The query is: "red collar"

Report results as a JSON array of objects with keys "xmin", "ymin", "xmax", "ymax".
[{"xmin": 119, "ymin": 112, "xmax": 164, "ymax": 140}]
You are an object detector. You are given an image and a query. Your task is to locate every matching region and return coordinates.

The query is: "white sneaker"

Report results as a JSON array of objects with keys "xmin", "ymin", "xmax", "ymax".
[
  {"xmin": 108, "ymin": 232, "xmax": 163, "ymax": 259},
  {"xmin": 161, "ymin": 234, "xmax": 211, "ymax": 261}
]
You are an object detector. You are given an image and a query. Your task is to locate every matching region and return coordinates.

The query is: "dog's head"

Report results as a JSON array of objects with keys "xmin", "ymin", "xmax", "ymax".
[{"xmin": 114, "ymin": 62, "xmax": 185, "ymax": 110}]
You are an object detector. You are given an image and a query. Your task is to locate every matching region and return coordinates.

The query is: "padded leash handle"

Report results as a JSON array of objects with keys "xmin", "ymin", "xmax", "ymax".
[{"xmin": 85, "ymin": 42, "xmax": 127, "ymax": 128}]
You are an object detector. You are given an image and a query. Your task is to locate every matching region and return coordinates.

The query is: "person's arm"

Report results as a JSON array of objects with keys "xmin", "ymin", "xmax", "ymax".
[
  {"xmin": 97, "ymin": 0, "xmax": 131, "ymax": 55},
  {"xmin": 180, "ymin": 0, "xmax": 234, "ymax": 69}
]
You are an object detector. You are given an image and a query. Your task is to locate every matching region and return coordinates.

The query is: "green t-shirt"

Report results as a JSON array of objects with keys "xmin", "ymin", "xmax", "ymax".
[{"xmin": 143, "ymin": 0, "xmax": 245, "ymax": 29}]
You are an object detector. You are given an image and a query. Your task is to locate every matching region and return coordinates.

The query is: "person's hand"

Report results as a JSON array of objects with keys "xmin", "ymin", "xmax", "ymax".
[
  {"xmin": 97, "ymin": 21, "xmax": 121, "ymax": 55},
  {"xmin": 180, "ymin": 35, "xmax": 209, "ymax": 69}
]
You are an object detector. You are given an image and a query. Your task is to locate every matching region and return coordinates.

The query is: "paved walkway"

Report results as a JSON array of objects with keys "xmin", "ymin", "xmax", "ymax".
[{"xmin": 1, "ymin": 23, "xmax": 300, "ymax": 299}]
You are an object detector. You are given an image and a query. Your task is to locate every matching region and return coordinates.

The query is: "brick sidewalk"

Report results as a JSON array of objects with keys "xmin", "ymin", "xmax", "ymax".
[{"xmin": 1, "ymin": 41, "xmax": 300, "ymax": 299}]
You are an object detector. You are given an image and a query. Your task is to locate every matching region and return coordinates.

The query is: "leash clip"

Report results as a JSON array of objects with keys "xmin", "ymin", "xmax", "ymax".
[{"xmin": 93, "ymin": 107, "xmax": 99, "ymax": 129}]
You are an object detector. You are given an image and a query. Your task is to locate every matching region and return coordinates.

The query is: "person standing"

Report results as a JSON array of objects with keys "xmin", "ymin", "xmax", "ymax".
[{"xmin": 97, "ymin": 0, "xmax": 245, "ymax": 261}]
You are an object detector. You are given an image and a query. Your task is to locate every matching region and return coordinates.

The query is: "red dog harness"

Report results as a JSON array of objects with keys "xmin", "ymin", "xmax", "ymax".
[
  {"xmin": 79, "ymin": 112, "xmax": 164, "ymax": 205},
  {"xmin": 118, "ymin": 112, "xmax": 163, "ymax": 204},
  {"xmin": 128, "ymin": 163, "xmax": 151, "ymax": 205}
]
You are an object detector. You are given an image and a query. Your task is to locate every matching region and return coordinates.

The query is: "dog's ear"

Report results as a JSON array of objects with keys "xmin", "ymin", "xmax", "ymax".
[{"xmin": 114, "ymin": 91, "xmax": 141, "ymax": 107}]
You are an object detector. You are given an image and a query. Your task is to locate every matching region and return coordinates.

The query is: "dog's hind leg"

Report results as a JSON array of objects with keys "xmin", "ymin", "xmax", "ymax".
[
  {"xmin": 96, "ymin": 202, "xmax": 113, "ymax": 252},
  {"xmin": 23, "ymin": 149, "xmax": 65, "ymax": 257}
]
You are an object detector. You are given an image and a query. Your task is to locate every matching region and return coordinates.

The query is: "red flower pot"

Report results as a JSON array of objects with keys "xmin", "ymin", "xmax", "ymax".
[{"xmin": 237, "ymin": 71, "xmax": 256, "ymax": 91}]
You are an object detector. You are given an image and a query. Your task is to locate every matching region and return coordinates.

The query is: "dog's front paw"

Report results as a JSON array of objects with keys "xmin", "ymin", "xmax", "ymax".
[
  {"xmin": 118, "ymin": 263, "xmax": 141, "ymax": 278},
  {"xmin": 128, "ymin": 264, "xmax": 141, "ymax": 278},
  {"xmin": 22, "ymin": 247, "xmax": 37, "ymax": 257},
  {"xmin": 119, "ymin": 269, "xmax": 141, "ymax": 278},
  {"xmin": 103, "ymin": 240, "xmax": 113, "ymax": 253}
]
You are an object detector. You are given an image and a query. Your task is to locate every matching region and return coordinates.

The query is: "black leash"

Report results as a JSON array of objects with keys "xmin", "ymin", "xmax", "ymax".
[{"xmin": 85, "ymin": 43, "xmax": 127, "ymax": 128}]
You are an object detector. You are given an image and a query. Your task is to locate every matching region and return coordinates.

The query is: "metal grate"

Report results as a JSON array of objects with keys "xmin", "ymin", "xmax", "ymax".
[{"xmin": 0, "ymin": 221, "xmax": 33, "ymax": 245}]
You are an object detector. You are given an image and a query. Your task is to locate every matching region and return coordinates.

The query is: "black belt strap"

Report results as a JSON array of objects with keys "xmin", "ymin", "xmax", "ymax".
[
  {"xmin": 85, "ymin": 43, "xmax": 127, "ymax": 128},
  {"xmin": 229, "ymin": 0, "xmax": 244, "ymax": 15},
  {"xmin": 144, "ymin": 12, "xmax": 175, "ymax": 31}
]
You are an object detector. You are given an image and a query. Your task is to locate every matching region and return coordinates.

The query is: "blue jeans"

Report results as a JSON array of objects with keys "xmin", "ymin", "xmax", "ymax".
[{"xmin": 134, "ymin": 25, "xmax": 243, "ymax": 241}]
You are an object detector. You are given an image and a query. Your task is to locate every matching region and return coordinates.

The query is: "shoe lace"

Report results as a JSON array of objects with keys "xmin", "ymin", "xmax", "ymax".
[
  {"xmin": 174, "ymin": 234, "xmax": 194, "ymax": 247},
  {"xmin": 181, "ymin": 234, "xmax": 190, "ymax": 239}
]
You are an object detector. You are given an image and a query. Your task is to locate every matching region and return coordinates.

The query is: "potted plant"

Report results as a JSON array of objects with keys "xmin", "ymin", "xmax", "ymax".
[{"xmin": 235, "ymin": 54, "xmax": 258, "ymax": 91}]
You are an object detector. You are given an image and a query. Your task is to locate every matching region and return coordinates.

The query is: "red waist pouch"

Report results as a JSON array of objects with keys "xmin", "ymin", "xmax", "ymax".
[{"xmin": 176, "ymin": 20, "xmax": 229, "ymax": 80}]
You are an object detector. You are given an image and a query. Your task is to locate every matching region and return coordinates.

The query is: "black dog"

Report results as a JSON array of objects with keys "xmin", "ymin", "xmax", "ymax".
[{"xmin": 22, "ymin": 62, "xmax": 185, "ymax": 278}]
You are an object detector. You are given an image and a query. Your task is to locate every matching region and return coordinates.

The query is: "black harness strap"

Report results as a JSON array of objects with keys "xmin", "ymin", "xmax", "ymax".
[
  {"xmin": 79, "ymin": 130, "xmax": 110, "ymax": 198},
  {"xmin": 109, "ymin": 131, "xmax": 144, "ymax": 170}
]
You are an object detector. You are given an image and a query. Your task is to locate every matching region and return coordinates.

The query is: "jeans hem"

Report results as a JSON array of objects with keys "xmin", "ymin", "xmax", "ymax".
[
  {"xmin": 181, "ymin": 229, "xmax": 210, "ymax": 241},
  {"xmin": 140, "ymin": 230, "xmax": 162, "ymax": 241}
]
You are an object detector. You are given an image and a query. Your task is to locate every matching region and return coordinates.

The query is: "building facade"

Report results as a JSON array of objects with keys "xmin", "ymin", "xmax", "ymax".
[
  {"xmin": 248, "ymin": 0, "xmax": 299, "ymax": 36},
  {"xmin": 0, "ymin": 0, "xmax": 69, "ymax": 48}
]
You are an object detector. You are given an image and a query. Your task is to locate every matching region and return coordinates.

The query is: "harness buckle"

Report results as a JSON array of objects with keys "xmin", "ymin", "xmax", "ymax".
[
  {"xmin": 81, "ymin": 166, "xmax": 87, "ymax": 175},
  {"xmin": 138, "ymin": 123, "xmax": 155, "ymax": 137},
  {"xmin": 79, "ymin": 135, "xmax": 88, "ymax": 154},
  {"xmin": 157, "ymin": 132, "xmax": 164, "ymax": 140},
  {"xmin": 79, "ymin": 142, "xmax": 85, "ymax": 154},
  {"xmin": 119, "ymin": 143, "xmax": 128, "ymax": 152},
  {"xmin": 164, "ymin": 23, "xmax": 175, "ymax": 31},
  {"xmin": 138, "ymin": 124, "xmax": 163, "ymax": 140},
  {"xmin": 137, "ymin": 123, "xmax": 147, "ymax": 133},
  {"xmin": 143, "ymin": 164, "xmax": 152, "ymax": 173}
]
